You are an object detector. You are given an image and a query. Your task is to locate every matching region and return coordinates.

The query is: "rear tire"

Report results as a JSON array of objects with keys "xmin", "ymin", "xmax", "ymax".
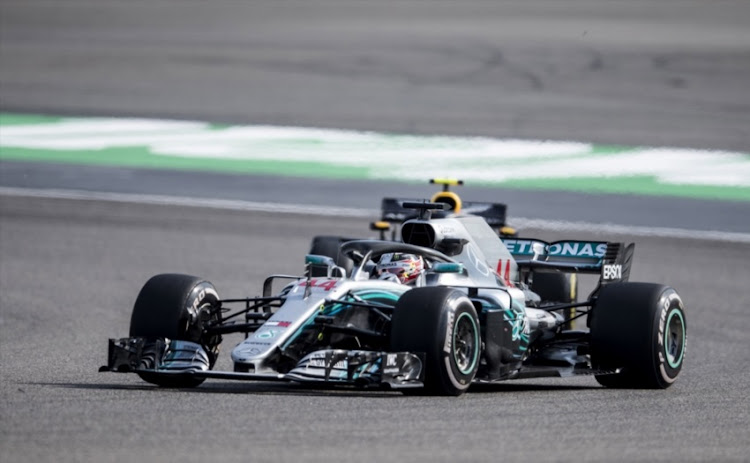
[
  {"xmin": 590, "ymin": 282, "xmax": 686, "ymax": 389},
  {"xmin": 129, "ymin": 273, "xmax": 222, "ymax": 388},
  {"xmin": 391, "ymin": 287, "xmax": 480, "ymax": 396},
  {"xmin": 309, "ymin": 236, "xmax": 354, "ymax": 276}
]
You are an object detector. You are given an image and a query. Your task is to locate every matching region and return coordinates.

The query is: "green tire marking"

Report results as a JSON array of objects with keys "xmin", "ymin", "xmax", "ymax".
[
  {"xmin": 665, "ymin": 309, "xmax": 686, "ymax": 369},
  {"xmin": 453, "ymin": 311, "xmax": 480, "ymax": 375}
]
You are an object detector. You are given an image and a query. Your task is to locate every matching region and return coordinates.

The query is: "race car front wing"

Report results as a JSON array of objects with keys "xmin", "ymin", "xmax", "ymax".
[{"xmin": 101, "ymin": 338, "xmax": 425, "ymax": 390}]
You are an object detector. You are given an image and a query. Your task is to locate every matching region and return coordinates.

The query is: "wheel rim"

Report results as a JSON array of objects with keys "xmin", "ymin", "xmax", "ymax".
[
  {"xmin": 665, "ymin": 309, "xmax": 686, "ymax": 368},
  {"xmin": 453, "ymin": 312, "xmax": 479, "ymax": 375}
]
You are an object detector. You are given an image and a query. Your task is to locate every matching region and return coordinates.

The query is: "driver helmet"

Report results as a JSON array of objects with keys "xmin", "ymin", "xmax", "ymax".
[{"xmin": 376, "ymin": 253, "xmax": 424, "ymax": 284}]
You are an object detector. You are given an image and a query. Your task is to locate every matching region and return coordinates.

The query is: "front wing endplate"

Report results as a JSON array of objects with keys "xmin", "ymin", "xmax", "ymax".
[{"xmin": 101, "ymin": 337, "xmax": 210, "ymax": 374}]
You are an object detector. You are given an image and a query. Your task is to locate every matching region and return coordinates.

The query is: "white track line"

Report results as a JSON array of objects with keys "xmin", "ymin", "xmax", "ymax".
[
  {"xmin": 2, "ymin": 186, "xmax": 749, "ymax": 244},
  {"xmin": 0, "ymin": 186, "xmax": 374, "ymax": 218}
]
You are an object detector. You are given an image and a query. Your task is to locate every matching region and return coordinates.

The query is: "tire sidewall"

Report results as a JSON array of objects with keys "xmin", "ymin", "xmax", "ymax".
[
  {"xmin": 182, "ymin": 282, "xmax": 220, "ymax": 343},
  {"xmin": 591, "ymin": 282, "xmax": 687, "ymax": 389},
  {"xmin": 651, "ymin": 288, "xmax": 686, "ymax": 387},
  {"xmin": 435, "ymin": 294, "xmax": 480, "ymax": 393}
]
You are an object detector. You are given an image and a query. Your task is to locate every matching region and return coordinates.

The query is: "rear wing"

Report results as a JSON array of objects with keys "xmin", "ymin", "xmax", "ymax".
[
  {"xmin": 501, "ymin": 238, "xmax": 635, "ymax": 284},
  {"xmin": 381, "ymin": 198, "xmax": 508, "ymax": 227}
]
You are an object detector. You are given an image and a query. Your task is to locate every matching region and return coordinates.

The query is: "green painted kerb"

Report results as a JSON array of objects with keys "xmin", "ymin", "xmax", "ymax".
[
  {"xmin": 0, "ymin": 114, "xmax": 64, "ymax": 126},
  {"xmin": 1, "ymin": 112, "xmax": 748, "ymax": 202},
  {"xmin": 495, "ymin": 176, "xmax": 750, "ymax": 202},
  {"xmin": 0, "ymin": 146, "xmax": 371, "ymax": 180}
]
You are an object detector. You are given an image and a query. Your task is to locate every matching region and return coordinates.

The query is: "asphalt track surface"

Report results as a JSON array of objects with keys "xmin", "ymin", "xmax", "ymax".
[
  {"xmin": 3, "ymin": 161, "xmax": 750, "ymax": 235},
  {"xmin": 1, "ymin": 195, "xmax": 749, "ymax": 463},
  {"xmin": 1, "ymin": 1, "xmax": 750, "ymax": 462},
  {"xmin": 2, "ymin": 0, "xmax": 750, "ymax": 151}
]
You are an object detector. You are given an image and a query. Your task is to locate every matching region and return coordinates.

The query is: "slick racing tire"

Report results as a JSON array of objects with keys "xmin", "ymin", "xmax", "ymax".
[
  {"xmin": 309, "ymin": 235, "xmax": 354, "ymax": 277},
  {"xmin": 590, "ymin": 283, "xmax": 686, "ymax": 389},
  {"xmin": 391, "ymin": 287, "xmax": 480, "ymax": 396},
  {"xmin": 531, "ymin": 272, "xmax": 578, "ymax": 329},
  {"xmin": 129, "ymin": 274, "xmax": 222, "ymax": 388}
]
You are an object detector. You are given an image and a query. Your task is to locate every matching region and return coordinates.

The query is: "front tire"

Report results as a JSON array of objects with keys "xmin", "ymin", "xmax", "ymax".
[
  {"xmin": 590, "ymin": 282, "xmax": 686, "ymax": 389},
  {"xmin": 129, "ymin": 273, "xmax": 222, "ymax": 388},
  {"xmin": 391, "ymin": 287, "xmax": 480, "ymax": 396}
]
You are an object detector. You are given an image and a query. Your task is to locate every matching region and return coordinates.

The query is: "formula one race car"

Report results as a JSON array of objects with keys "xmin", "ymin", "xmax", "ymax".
[
  {"xmin": 310, "ymin": 179, "xmax": 578, "ymax": 324},
  {"xmin": 101, "ymin": 202, "xmax": 686, "ymax": 395}
]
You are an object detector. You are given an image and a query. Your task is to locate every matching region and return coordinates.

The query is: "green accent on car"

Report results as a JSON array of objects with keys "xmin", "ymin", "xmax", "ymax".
[
  {"xmin": 432, "ymin": 263, "xmax": 465, "ymax": 274},
  {"xmin": 305, "ymin": 255, "xmax": 334, "ymax": 265},
  {"xmin": 353, "ymin": 289, "xmax": 403, "ymax": 302},
  {"xmin": 321, "ymin": 289, "xmax": 401, "ymax": 317}
]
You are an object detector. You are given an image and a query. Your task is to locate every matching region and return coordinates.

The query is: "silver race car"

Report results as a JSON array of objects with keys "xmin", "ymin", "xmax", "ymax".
[{"xmin": 102, "ymin": 202, "xmax": 686, "ymax": 395}]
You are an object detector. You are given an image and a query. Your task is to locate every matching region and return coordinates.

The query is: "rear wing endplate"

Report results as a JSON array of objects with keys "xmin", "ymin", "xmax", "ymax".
[{"xmin": 501, "ymin": 238, "xmax": 635, "ymax": 284}]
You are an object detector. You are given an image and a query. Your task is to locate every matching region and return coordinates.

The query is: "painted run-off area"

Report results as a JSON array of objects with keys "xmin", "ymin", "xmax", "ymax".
[{"xmin": 1, "ymin": 113, "xmax": 748, "ymax": 202}]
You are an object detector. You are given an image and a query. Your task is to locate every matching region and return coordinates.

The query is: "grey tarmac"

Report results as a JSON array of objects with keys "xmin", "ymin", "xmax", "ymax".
[{"xmin": 1, "ymin": 0, "xmax": 749, "ymax": 461}]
